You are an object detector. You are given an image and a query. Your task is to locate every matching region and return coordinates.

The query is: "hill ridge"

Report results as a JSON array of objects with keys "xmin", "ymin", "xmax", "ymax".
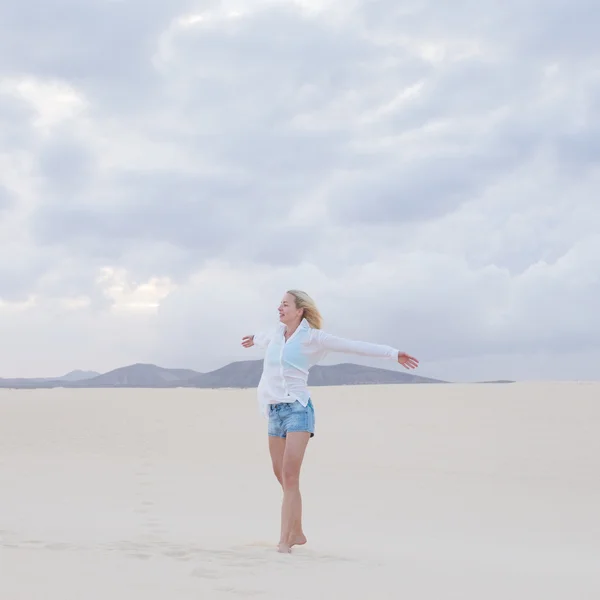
[{"xmin": 0, "ymin": 360, "xmax": 447, "ymax": 388}]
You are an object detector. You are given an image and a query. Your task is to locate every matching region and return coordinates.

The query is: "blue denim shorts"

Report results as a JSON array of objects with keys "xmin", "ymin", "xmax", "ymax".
[{"xmin": 268, "ymin": 399, "xmax": 315, "ymax": 438}]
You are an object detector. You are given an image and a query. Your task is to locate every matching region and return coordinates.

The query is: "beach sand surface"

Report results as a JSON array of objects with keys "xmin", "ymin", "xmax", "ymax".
[{"xmin": 0, "ymin": 383, "xmax": 598, "ymax": 599}]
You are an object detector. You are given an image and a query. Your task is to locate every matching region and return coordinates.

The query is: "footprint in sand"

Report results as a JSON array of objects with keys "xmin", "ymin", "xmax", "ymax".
[
  {"xmin": 163, "ymin": 548, "xmax": 192, "ymax": 560},
  {"xmin": 1, "ymin": 543, "xmax": 19, "ymax": 550},
  {"xmin": 130, "ymin": 553, "xmax": 152, "ymax": 560},
  {"xmin": 145, "ymin": 517, "xmax": 166, "ymax": 535},
  {"xmin": 111, "ymin": 540, "xmax": 155, "ymax": 561},
  {"xmin": 44, "ymin": 542, "xmax": 73, "ymax": 551},
  {"xmin": 214, "ymin": 586, "xmax": 265, "ymax": 596},
  {"xmin": 22, "ymin": 540, "xmax": 46, "ymax": 548},
  {"xmin": 191, "ymin": 566, "xmax": 220, "ymax": 579},
  {"xmin": 132, "ymin": 456, "xmax": 167, "ymax": 541}
]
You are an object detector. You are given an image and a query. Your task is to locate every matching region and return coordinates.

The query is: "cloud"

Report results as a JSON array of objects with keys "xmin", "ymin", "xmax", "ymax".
[{"xmin": 0, "ymin": 0, "xmax": 598, "ymax": 379}]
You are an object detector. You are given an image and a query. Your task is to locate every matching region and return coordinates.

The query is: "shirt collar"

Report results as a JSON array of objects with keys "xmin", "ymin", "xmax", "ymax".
[{"xmin": 280, "ymin": 318, "xmax": 310, "ymax": 333}]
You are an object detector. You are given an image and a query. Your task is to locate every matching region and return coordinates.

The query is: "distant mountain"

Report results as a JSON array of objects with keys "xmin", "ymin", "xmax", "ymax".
[
  {"xmin": 188, "ymin": 360, "xmax": 263, "ymax": 388},
  {"xmin": 0, "ymin": 360, "xmax": 446, "ymax": 389},
  {"xmin": 56, "ymin": 370, "xmax": 101, "ymax": 382},
  {"xmin": 83, "ymin": 364, "xmax": 200, "ymax": 387},
  {"xmin": 308, "ymin": 363, "xmax": 444, "ymax": 385},
  {"xmin": 82, "ymin": 360, "xmax": 445, "ymax": 388},
  {"xmin": 0, "ymin": 377, "xmax": 53, "ymax": 388},
  {"xmin": 0, "ymin": 369, "xmax": 100, "ymax": 388}
]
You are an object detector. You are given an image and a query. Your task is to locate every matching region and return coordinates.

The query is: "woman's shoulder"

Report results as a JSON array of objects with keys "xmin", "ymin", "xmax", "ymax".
[{"xmin": 305, "ymin": 326, "xmax": 325, "ymax": 343}]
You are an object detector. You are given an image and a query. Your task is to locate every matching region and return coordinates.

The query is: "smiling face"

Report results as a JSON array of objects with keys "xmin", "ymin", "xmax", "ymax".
[{"xmin": 278, "ymin": 292, "xmax": 304, "ymax": 327}]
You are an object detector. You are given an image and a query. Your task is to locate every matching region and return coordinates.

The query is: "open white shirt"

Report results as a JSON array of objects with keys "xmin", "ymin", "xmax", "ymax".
[{"xmin": 253, "ymin": 319, "xmax": 399, "ymax": 417}]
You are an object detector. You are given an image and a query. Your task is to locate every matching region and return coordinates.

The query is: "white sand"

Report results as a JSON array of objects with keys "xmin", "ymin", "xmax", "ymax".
[{"xmin": 0, "ymin": 383, "xmax": 598, "ymax": 599}]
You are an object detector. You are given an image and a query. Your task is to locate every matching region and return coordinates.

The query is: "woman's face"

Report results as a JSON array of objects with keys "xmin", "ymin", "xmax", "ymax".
[{"xmin": 278, "ymin": 293, "xmax": 302, "ymax": 325}]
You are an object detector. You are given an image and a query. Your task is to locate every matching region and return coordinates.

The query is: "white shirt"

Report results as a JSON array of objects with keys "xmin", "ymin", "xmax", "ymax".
[{"xmin": 253, "ymin": 319, "xmax": 399, "ymax": 417}]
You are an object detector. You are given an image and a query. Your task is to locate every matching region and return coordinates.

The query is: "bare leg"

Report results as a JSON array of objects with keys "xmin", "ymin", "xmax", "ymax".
[
  {"xmin": 278, "ymin": 431, "xmax": 310, "ymax": 553},
  {"xmin": 268, "ymin": 435, "xmax": 286, "ymax": 486},
  {"xmin": 268, "ymin": 436, "xmax": 286, "ymax": 543}
]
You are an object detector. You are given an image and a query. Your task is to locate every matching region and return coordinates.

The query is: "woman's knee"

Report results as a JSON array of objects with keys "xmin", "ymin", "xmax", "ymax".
[{"xmin": 281, "ymin": 464, "xmax": 300, "ymax": 489}]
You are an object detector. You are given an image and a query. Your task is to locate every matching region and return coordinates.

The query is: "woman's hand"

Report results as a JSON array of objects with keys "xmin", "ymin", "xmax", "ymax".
[
  {"xmin": 241, "ymin": 335, "xmax": 255, "ymax": 348},
  {"xmin": 398, "ymin": 352, "xmax": 419, "ymax": 370}
]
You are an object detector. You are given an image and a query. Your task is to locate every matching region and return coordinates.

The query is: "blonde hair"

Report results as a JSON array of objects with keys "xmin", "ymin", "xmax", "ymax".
[{"xmin": 286, "ymin": 289, "xmax": 323, "ymax": 329}]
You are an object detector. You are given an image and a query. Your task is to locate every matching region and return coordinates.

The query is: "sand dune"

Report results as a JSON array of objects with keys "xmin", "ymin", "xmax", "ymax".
[{"xmin": 0, "ymin": 383, "xmax": 598, "ymax": 599}]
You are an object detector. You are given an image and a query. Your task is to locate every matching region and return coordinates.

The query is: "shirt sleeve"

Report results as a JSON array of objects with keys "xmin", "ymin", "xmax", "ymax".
[
  {"xmin": 252, "ymin": 330, "xmax": 272, "ymax": 349},
  {"xmin": 310, "ymin": 329, "xmax": 399, "ymax": 360}
]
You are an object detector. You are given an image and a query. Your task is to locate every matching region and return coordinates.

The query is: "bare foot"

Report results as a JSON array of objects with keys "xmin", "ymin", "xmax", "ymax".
[
  {"xmin": 277, "ymin": 543, "xmax": 291, "ymax": 554},
  {"xmin": 289, "ymin": 533, "xmax": 307, "ymax": 548}
]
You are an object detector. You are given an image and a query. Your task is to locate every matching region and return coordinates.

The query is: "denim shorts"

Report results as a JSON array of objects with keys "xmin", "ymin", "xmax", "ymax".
[{"xmin": 268, "ymin": 399, "xmax": 315, "ymax": 438}]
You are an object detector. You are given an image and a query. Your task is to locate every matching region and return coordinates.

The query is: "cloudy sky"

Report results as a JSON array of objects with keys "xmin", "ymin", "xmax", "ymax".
[{"xmin": 0, "ymin": 0, "xmax": 598, "ymax": 381}]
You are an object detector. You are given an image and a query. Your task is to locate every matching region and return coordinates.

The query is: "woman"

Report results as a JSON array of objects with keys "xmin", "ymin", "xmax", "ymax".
[{"xmin": 241, "ymin": 289, "xmax": 419, "ymax": 553}]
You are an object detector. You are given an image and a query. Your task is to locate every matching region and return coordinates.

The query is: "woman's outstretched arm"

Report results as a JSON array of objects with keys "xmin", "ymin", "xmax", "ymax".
[
  {"xmin": 241, "ymin": 330, "xmax": 272, "ymax": 349},
  {"xmin": 311, "ymin": 329, "xmax": 419, "ymax": 369}
]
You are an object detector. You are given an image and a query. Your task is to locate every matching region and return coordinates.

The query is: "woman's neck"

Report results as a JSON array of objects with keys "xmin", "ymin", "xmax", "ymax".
[{"xmin": 284, "ymin": 320, "xmax": 301, "ymax": 338}]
